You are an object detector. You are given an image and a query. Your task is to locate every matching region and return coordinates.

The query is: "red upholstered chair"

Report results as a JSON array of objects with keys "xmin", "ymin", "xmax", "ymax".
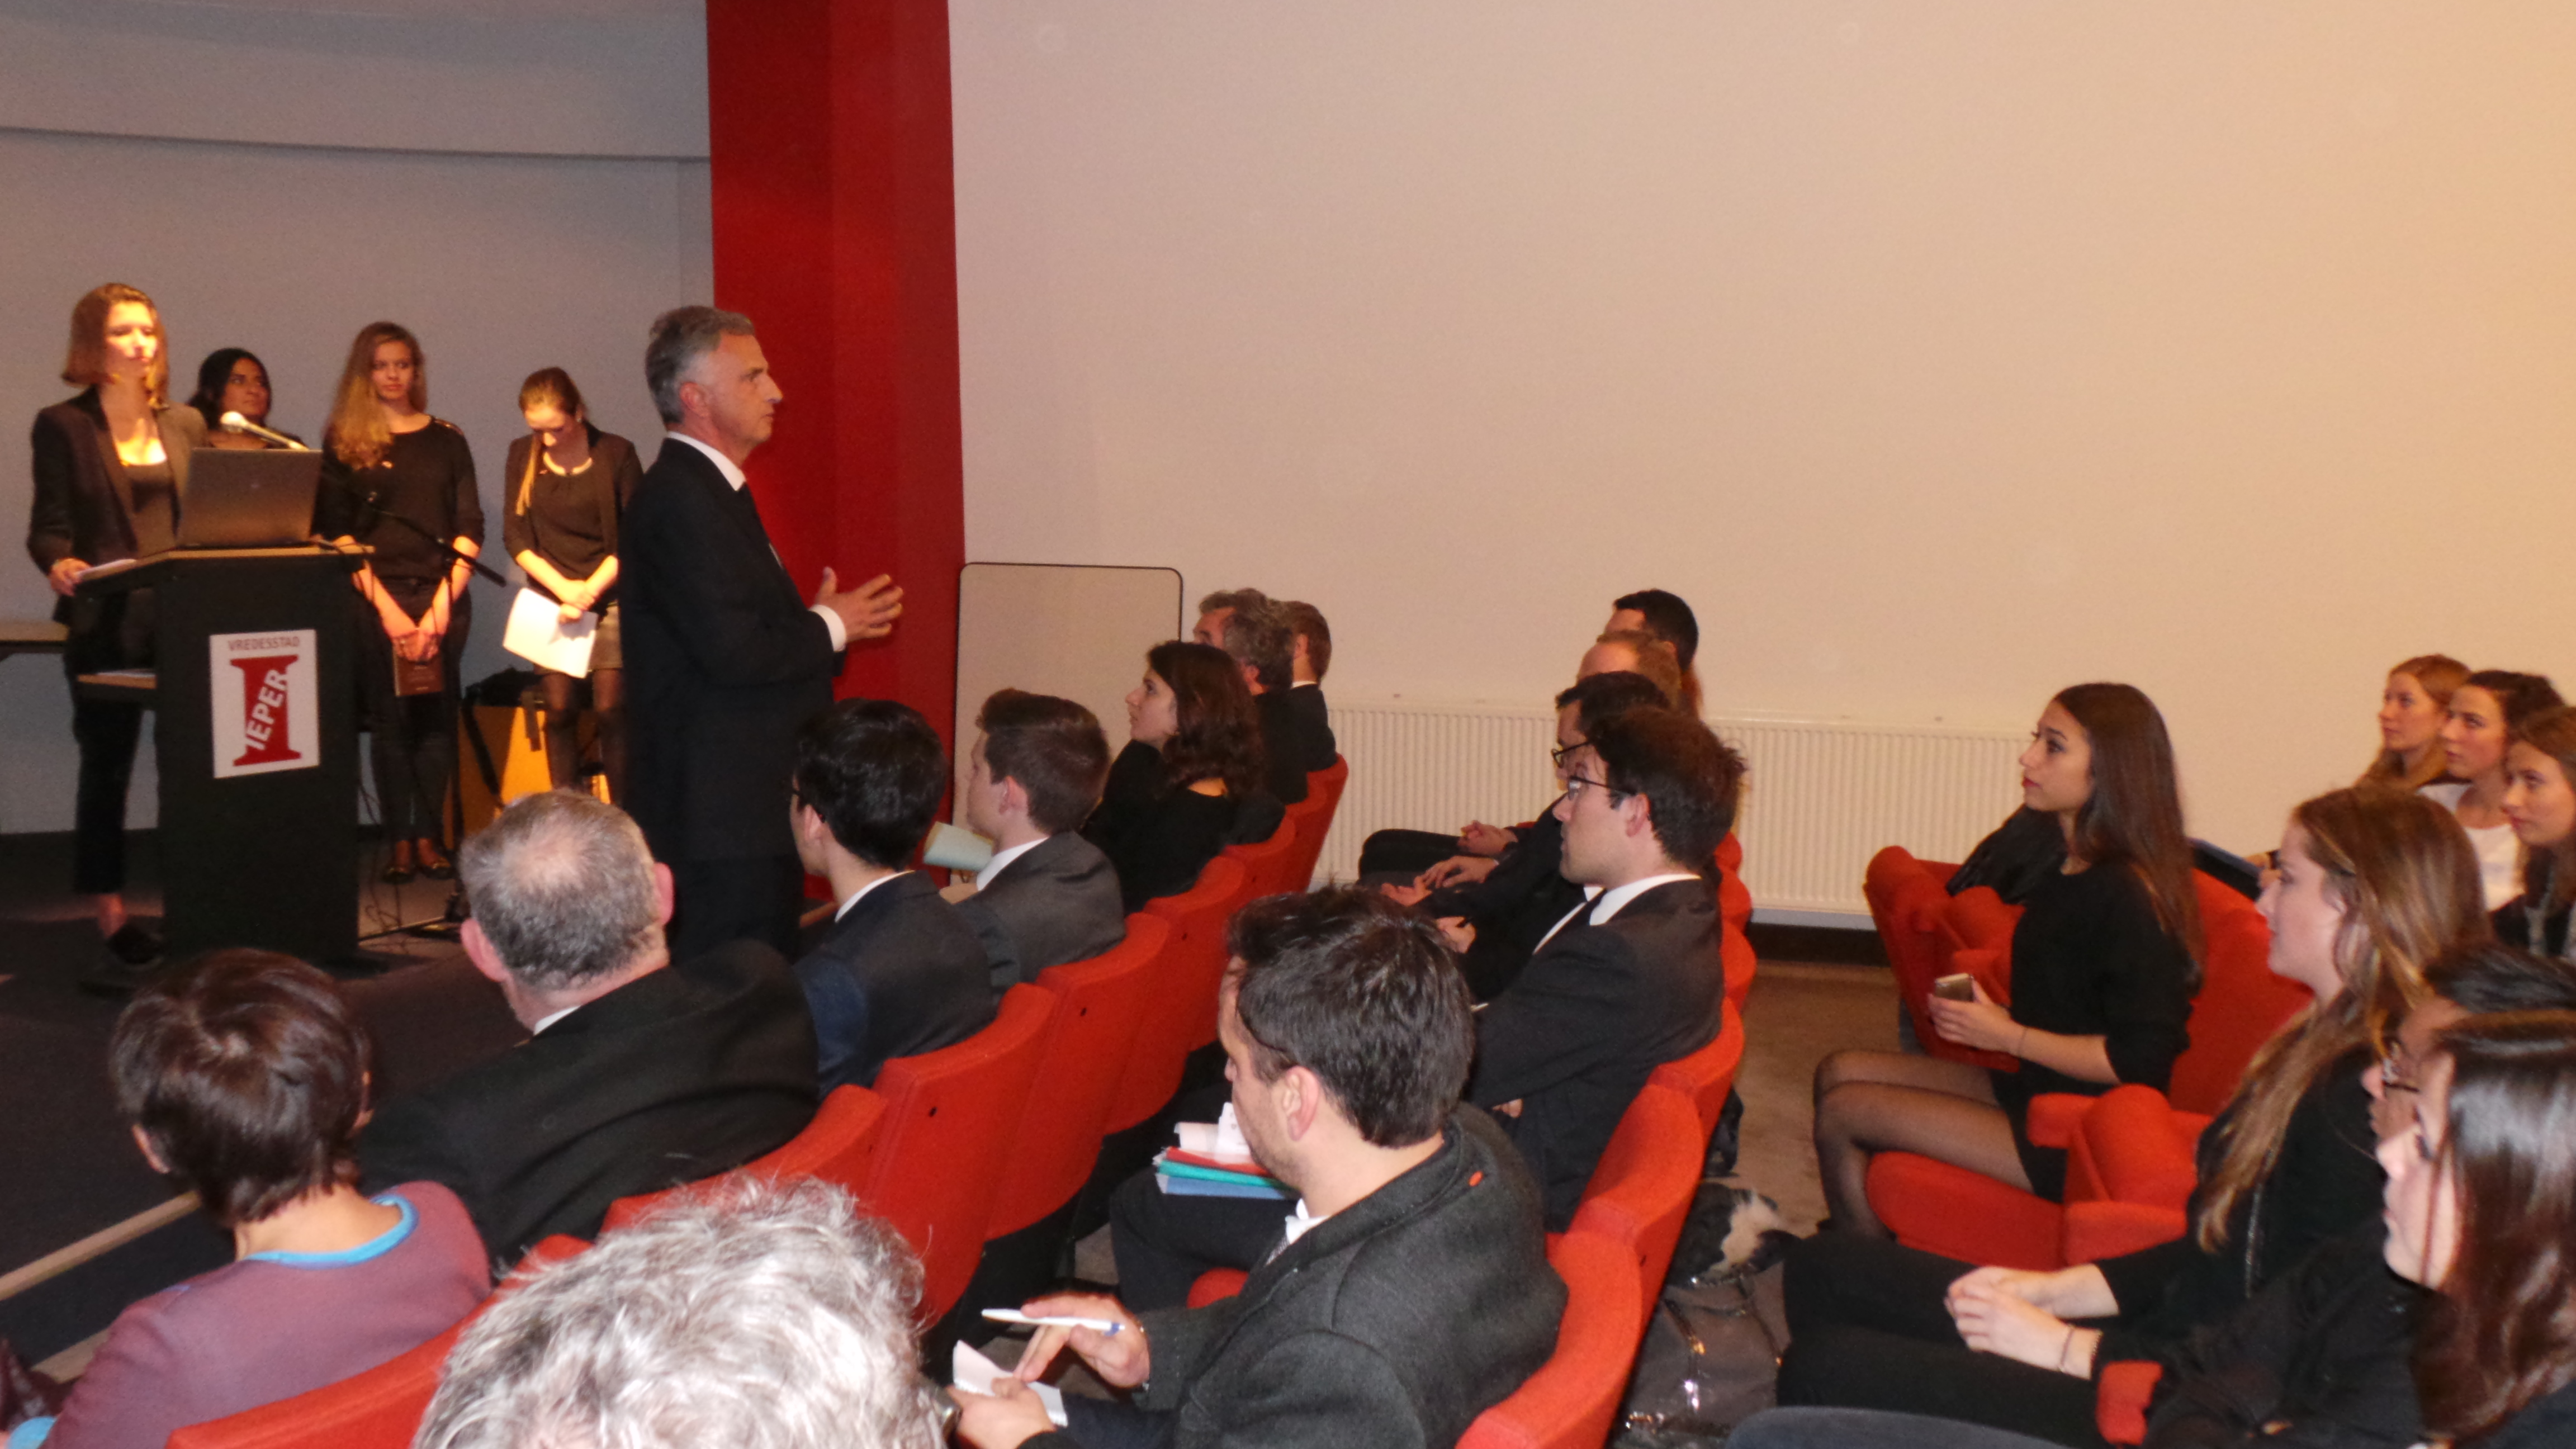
[
  {"xmin": 166, "ymin": 1235, "xmax": 590, "ymax": 1449},
  {"xmin": 1923, "ymin": 886, "xmax": 2024, "ymax": 1072},
  {"xmin": 1866, "ymin": 846, "xmax": 1967, "ymax": 1052},
  {"xmin": 1221, "ymin": 823, "xmax": 1303, "ymax": 901},
  {"xmin": 1716, "ymin": 868, "xmax": 1754, "ymax": 936},
  {"xmin": 1868, "ymin": 1084, "xmax": 2210, "ymax": 1271},
  {"xmin": 1284, "ymin": 756, "xmax": 1349, "ymax": 887},
  {"xmin": 1715, "ymin": 831, "xmax": 1744, "ymax": 877},
  {"xmin": 2165, "ymin": 875, "xmax": 2305, "ymax": 1116},
  {"xmin": 861, "ymin": 983, "xmax": 1058, "ymax": 1320},
  {"xmin": 1104, "ymin": 854, "xmax": 1251, "ymax": 1134},
  {"xmin": 2097, "ymin": 1360, "xmax": 2166, "ymax": 1445},
  {"xmin": 602, "ymin": 1084, "xmax": 891, "ymax": 1233},
  {"xmin": 982, "ymin": 915, "xmax": 1169, "ymax": 1243},
  {"xmin": 1187, "ymin": 1266, "xmax": 1250, "ymax": 1308},
  {"xmin": 1649, "ymin": 1003, "xmax": 1747, "ymax": 1143},
  {"xmin": 1720, "ymin": 923, "xmax": 1758, "ymax": 1011},
  {"xmin": 1565, "ymin": 1084, "xmax": 1703, "ymax": 1336},
  {"xmin": 1456, "ymin": 1229, "xmax": 1644, "ymax": 1449}
]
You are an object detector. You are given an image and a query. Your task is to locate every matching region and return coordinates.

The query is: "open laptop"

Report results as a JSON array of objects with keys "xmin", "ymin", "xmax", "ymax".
[{"xmin": 178, "ymin": 447, "xmax": 324, "ymax": 548}]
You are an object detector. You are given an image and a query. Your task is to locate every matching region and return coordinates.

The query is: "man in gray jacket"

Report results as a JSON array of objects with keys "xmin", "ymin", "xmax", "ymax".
[
  {"xmin": 950, "ymin": 889, "xmax": 1565, "ymax": 1449},
  {"xmin": 955, "ymin": 689, "xmax": 1128, "ymax": 989}
]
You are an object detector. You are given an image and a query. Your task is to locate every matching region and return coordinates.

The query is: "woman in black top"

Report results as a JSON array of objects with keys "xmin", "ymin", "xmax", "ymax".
[
  {"xmin": 186, "ymin": 348, "xmax": 296, "ymax": 451},
  {"xmin": 314, "ymin": 322, "xmax": 482, "ymax": 884},
  {"xmin": 1813, "ymin": 683, "xmax": 2203, "ymax": 1236},
  {"xmin": 2496, "ymin": 704, "xmax": 2576, "ymax": 958},
  {"xmin": 501, "ymin": 368, "xmax": 641, "ymax": 803},
  {"xmin": 1777, "ymin": 788, "xmax": 2488, "ymax": 1445},
  {"xmin": 1081, "ymin": 640, "xmax": 1277, "ymax": 912},
  {"xmin": 25, "ymin": 283, "xmax": 207, "ymax": 966}
]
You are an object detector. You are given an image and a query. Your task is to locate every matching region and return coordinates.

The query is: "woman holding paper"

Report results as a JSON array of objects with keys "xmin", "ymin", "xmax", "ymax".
[
  {"xmin": 501, "ymin": 368, "xmax": 640, "ymax": 802},
  {"xmin": 26, "ymin": 283, "xmax": 206, "ymax": 969},
  {"xmin": 315, "ymin": 321, "xmax": 482, "ymax": 885}
]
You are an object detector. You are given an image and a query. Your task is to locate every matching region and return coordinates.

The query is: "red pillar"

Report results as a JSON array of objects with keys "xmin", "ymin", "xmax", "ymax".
[{"xmin": 705, "ymin": 0, "xmax": 964, "ymax": 738}]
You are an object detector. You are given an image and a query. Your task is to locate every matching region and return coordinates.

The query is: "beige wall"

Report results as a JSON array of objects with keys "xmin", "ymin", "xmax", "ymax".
[{"xmin": 951, "ymin": 2, "xmax": 2576, "ymax": 854}]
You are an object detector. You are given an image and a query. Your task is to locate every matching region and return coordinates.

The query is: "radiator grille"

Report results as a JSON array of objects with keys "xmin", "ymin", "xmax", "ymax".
[{"xmin": 1319, "ymin": 699, "xmax": 2024, "ymax": 919}]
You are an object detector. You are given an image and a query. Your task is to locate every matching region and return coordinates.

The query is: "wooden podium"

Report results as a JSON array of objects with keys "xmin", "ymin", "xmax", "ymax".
[{"xmin": 75, "ymin": 547, "xmax": 366, "ymax": 963}]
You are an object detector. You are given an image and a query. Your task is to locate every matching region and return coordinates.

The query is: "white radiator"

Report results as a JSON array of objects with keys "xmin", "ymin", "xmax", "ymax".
[{"xmin": 1319, "ymin": 699, "xmax": 2025, "ymax": 922}]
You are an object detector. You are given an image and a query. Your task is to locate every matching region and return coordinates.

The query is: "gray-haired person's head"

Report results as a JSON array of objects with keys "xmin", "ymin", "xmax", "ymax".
[
  {"xmin": 643, "ymin": 305, "xmax": 756, "ymax": 427},
  {"xmin": 457, "ymin": 790, "xmax": 661, "ymax": 991},
  {"xmin": 415, "ymin": 1178, "xmax": 941, "ymax": 1449}
]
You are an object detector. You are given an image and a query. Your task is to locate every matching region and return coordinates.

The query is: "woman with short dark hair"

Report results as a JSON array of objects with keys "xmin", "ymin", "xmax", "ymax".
[
  {"xmin": 1081, "ymin": 640, "xmax": 1277, "ymax": 912},
  {"xmin": 184, "ymin": 348, "xmax": 295, "ymax": 451},
  {"xmin": 9, "ymin": 951, "xmax": 487, "ymax": 1449}
]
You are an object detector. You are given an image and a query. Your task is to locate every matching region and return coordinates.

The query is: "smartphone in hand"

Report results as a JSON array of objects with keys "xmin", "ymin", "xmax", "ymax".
[{"xmin": 1933, "ymin": 973, "xmax": 1976, "ymax": 1002}]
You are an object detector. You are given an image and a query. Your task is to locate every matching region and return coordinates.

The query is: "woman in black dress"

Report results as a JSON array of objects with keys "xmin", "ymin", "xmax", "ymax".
[
  {"xmin": 26, "ymin": 283, "xmax": 206, "ymax": 966},
  {"xmin": 1081, "ymin": 640, "xmax": 1277, "ymax": 912},
  {"xmin": 1812, "ymin": 682, "xmax": 2202, "ymax": 1235},
  {"xmin": 502, "ymin": 368, "xmax": 641, "ymax": 802},
  {"xmin": 315, "ymin": 322, "xmax": 481, "ymax": 884},
  {"xmin": 1776, "ymin": 787, "xmax": 2487, "ymax": 1444}
]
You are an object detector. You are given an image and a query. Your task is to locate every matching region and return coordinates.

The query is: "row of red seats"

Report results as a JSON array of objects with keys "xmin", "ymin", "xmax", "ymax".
[
  {"xmin": 1861, "ymin": 845, "xmax": 2312, "ymax": 1443},
  {"xmin": 169, "ymin": 760, "xmax": 1352, "ymax": 1449}
]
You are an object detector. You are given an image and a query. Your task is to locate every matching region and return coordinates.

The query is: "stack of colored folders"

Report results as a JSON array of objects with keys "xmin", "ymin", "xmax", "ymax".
[{"xmin": 1153, "ymin": 1145, "xmax": 1293, "ymax": 1200}]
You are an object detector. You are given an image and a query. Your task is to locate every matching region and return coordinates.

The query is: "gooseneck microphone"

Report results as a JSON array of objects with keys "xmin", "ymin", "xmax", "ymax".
[{"xmin": 219, "ymin": 411, "xmax": 311, "ymax": 451}]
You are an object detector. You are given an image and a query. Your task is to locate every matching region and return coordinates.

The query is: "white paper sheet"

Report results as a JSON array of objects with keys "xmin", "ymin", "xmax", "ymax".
[
  {"xmin": 951, "ymin": 1342, "xmax": 1069, "ymax": 1426},
  {"xmin": 502, "ymin": 586, "xmax": 597, "ymax": 675}
]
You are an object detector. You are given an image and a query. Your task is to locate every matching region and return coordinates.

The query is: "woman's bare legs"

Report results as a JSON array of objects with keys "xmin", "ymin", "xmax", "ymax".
[{"xmin": 1813, "ymin": 1049, "xmax": 2031, "ymax": 1237}]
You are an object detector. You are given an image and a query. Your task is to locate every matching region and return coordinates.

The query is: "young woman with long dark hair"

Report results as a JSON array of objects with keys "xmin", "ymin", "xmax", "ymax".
[
  {"xmin": 2425, "ymin": 669, "xmax": 2563, "ymax": 911},
  {"xmin": 1811, "ymin": 683, "xmax": 2202, "ymax": 1236},
  {"xmin": 1079, "ymin": 640, "xmax": 1276, "ymax": 912},
  {"xmin": 314, "ymin": 322, "xmax": 482, "ymax": 884},
  {"xmin": 1776, "ymin": 787, "xmax": 2485, "ymax": 1442}
]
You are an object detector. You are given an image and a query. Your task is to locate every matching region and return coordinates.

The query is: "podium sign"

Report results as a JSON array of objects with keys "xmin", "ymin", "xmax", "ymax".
[{"xmin": 211, "ymin": 630, "xmax": 320, "ymax": 778}]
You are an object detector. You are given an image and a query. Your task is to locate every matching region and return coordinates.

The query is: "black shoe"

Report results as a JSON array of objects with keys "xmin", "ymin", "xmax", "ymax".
[
  {"xmin": 104, "ymin": 922, "xmax": 164, "ymax": 967},
  {"xmin": 417, "ymin": 841, "xmax": 456, "ymax": 881}
]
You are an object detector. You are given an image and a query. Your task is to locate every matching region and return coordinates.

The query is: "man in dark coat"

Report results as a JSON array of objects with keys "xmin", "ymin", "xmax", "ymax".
[
  {"xmin": 620, "ymin": 305, "xmax": 902, "ymax": 959},
  {"xmin": 954, "ymin": 689, "xmax": 1128, "ymax": 989},
  {"xmin": 790, "ymin": 698, "xmax": 997, "ymax": 1093},
  {"xmin": 359, "ymin": 790, "xmax": 818, "ymax": 1263},
  {"xmin": 950, "ymin": 890, "xmax": 1566, "ymax": 1449}
]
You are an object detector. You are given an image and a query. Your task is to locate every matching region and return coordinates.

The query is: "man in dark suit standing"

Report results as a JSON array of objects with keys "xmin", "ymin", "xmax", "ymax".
[
  {"xmin": 955, "ymin": 688, "xmax": 1128, "ymax": 989},
  {"xmin": 359, "ymin": 790, "xmax": 819, "ymax": 1263},
  {"xmin": 950, "ymin": 891, "xmax": 1564, "ymax": 1449},
  {"xmin": 1471, "ymin": 705, "xmax": 1744, "ymax": 1228},
  {"xmin": 790, "ymin": 698, "xmax": 996, "ymax": 1093},
  {"xmin": 622, "ymin": 306, "xmax": 903, "ymax": 959}
]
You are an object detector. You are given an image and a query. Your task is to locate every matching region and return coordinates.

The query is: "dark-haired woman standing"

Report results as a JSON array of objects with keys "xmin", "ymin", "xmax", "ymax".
[
  {"xmin": 26, "ymin": 283, "xmax": 206, "ymax": 967},
  {"xmin": 1812, "ymin": 683, "xmax": 2201, "ymax": 1235},
  {"xmin": 502, "ymin": 367, "xmax": 640, "ymax": 802},
  {"xmin": 1081, "ymin": 640, "xmax": 1279, "ymax": 912},
  {"xmin": 314, "ymin": 322, "xmax": 482, "ymax": 884}
]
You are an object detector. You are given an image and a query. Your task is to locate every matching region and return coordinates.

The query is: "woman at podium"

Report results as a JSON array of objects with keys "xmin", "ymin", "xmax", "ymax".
[
  {"xmin": 25, "ymin": 282, "xmax": 207, "ymax": 970},
  {"xmin": 314, "ymin": 322, "xmax": 483, "ymax": 886},
  {"xmin": 186, "ymin": 347, "xmax": 299, "ymax": 451},
  {"xmin": 503, "ymin": 367, "xmax": 641, "ymax": 803}
]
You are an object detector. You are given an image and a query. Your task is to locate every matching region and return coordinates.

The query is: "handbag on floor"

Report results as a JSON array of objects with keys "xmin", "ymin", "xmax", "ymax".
[{"xmin": 1616, "ymin": 1186, "xmax": 1799, "ymax": 1448}]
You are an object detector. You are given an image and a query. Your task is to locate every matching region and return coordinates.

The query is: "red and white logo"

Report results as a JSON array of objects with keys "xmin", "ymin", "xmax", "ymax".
[{"xmin": 210, "ymin": 630, "xmax": 319, "ymax": 778}]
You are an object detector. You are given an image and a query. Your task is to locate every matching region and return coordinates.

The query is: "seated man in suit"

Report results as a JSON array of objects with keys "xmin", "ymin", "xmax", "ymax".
[
  {"xmin": 1197, "ymin": 590, "xmax": 1329, "ymax": 806},
  {"xmin": 1606, "ymin": 586, "xmax": 1703, "ymax": 715},
  {"xmin": 1472, "ymin": 706, "xmax": 1743, "ymax": 1228},
  {"xmin": 956, "ymin": 688, "xmax": 1128, "ymax": 989},
  {"xmin": 952, "ymin": 889, "xmax": 1566, "ymax": 1449},
  {"xmin": 359, "ymin": 790, "xmax": 819, "ymax": 1263},
  {"xmin": 1278, "ymin": 596, "xmax": 1338, "ymax": 769},
  {"xmin": 790, "ymin": 698, "xmax": 997, "ymax": 1092}
]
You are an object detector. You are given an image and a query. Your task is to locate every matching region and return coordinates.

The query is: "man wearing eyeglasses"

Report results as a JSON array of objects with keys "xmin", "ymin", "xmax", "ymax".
[{"xmin": 1469, "ymin": 706, "xmax": 1744, "ymax": 1230}]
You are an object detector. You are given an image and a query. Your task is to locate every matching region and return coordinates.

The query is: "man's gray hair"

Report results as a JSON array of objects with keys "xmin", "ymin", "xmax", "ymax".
[
  {"xmin": 457, "ymin": 790, "xmax": 661, "ymax": 991},
  {"xmin": 415, "ymin": 1178, "xmax": 941, "ymax": 1449},
  {"xmin": 644, "ymin": 305, "xmax": 756, "ymax": 426}
]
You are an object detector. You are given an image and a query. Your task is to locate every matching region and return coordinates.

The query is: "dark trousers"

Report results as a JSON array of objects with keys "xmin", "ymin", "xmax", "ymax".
[
  {"xmin": 1106, "ymin": 1082, "xmax": 1290, "ymax": 1311},
  {"xmin": 1356, "ymin": 827, "xmax": 1461, "ymax": 880},
  {"xmin": 355, "ymin": 589, "xmax": 465, "ymax": 841},
  {"xmin": 1777, "ymin": 1235, "xmax": 2108, "ymax": 1448},
  {"xmin": 1062, "ymin": 1395, "xmax": 1175, "ymax": 1449},
  {"xmin": 1732, "ymin": 1408, "xmax": 2067, "ymax": 1449},
  {"xmin": 669, "ymin": 853, "xmax": 806, "ymax": 960},
  {"xmin": 64, "ymin": 596, "xmax": 154, "ymax": 896}
]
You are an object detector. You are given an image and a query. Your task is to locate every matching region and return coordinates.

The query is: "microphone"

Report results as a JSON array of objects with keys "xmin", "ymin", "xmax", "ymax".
[{"xmin": 219, "ymin": 411, "xmax": 311, "ymax": 451}]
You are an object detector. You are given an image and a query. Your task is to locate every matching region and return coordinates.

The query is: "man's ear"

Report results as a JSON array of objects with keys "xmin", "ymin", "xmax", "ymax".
[
  {"xmin": 651, "ymin": 861, "xmax": 676, "ymax": 927},
  {"xmin": 1239, "ymin": 661, "xmax": 1261, "ymax": 692},
  {"xmin": 1623, "ymin": 792, "xmax": 1655, "ymax": 841},
  {"xmin": 1281, "ymin": 1064, "xmax": 1328, "ymax": 1142},
  {"xmin": 997, "ymin": 774, "xmax": 1033, "ymax": 822},
  {"xmin": 461, "ymin": 918, "xmax": 511, "ymax": 986},
  {"xmin": 1291, "ymin": 634, "xmax": 1311, "ymax": 670}
]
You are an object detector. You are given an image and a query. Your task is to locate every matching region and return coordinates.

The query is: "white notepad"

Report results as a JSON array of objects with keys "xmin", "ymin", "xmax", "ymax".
[{"xmin": 502, "ymin": 586, "xmax": 598, "ymax": 676}]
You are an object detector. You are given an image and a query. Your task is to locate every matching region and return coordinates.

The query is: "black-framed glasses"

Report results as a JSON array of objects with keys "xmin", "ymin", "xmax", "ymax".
[
  {"xmin": 1550, "ymin": 741, "xmax": 1587, "ymax": 768},
  {"xmin": 1563, "ymin": 773, "xmax": 1630, "ymax": 806},
  {"xmin": 2378, "ymin": 1041, "xmax": 2420, "ymax": 1097}
]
